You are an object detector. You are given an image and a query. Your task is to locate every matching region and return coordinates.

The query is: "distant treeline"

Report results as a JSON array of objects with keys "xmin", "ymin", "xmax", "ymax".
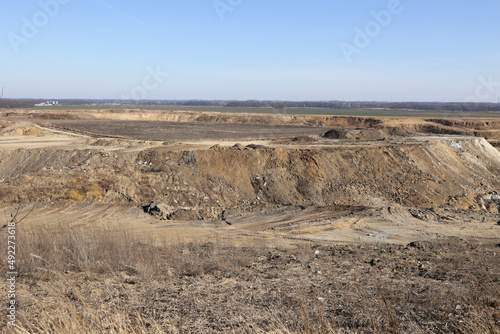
[
  {"xmin": 226, "ymin": 100, "xmax": 500, "ymax": 112},
  {"xmin": 1, "ymin": 98, "xmax": 500, "ymax": 112},
  {"xmin": 0, "ymin": 99, "xmax": 46, "ymax": 109}
]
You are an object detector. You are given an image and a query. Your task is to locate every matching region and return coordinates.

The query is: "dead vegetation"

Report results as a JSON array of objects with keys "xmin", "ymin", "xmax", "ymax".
[{"xmin": 0, "ymin": 224, "xmax": 498, "ymax": 333}]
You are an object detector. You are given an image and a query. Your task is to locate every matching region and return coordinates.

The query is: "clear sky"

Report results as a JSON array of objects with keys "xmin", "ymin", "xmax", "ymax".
[{"xmin": 1, "ymin": 0, "xmax": 499, "ymax": 102}]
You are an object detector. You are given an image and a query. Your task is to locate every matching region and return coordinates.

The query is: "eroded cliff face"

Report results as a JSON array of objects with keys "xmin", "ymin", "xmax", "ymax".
[{"xmin": 1, "ymin": 136, "xmax": 499, "ymax": 218}]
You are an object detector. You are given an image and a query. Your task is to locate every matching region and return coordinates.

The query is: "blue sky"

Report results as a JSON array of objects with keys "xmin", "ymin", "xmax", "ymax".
[{"xmin": 1, "ymin": 0, "xmax": 499, "ymax": 102}]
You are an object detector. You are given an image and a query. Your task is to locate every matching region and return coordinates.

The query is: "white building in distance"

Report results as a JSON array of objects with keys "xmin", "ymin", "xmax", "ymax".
[{"xmin": 35, "ymin": 101, "xmax": 59, "ymax": 107}]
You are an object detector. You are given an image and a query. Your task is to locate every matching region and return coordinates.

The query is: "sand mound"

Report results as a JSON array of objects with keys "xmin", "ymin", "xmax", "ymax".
[
  {"xmin": 1, "ymin": 136, "xmax": 499, "ymax": 214},
  {"xmin": 0, "ymin": 121, "xmax": 48, "ymax": 136},
  {"xmin": 323, "ymin": 127, "xmax": 409, "ymax": 141}
]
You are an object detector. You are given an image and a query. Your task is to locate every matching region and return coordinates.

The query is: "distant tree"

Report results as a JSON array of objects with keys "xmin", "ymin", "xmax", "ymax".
[{"xmin": 273, "ymin": 102, "xmax": 286, "ymax": 110}]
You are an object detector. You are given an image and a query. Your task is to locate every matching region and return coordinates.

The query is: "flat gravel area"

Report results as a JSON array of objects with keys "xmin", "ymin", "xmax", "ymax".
[{"xmin": 43, "ymin": 120, "xmax": 326, "ymax": 141}]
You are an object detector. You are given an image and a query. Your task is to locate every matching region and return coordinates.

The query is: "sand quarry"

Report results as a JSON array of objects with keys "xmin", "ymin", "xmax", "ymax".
[
  {"xmin": 0, "ymin": 109, "xmax": 499, "ymax": 245},
  {"xmin": 0, "ymin": 109, "xmax": 499, "ymax": 333}
]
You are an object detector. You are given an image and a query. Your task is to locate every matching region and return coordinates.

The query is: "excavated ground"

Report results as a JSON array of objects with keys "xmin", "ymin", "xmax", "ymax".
[
  {"xmin": 0, "ymin": 110, "xmax": 499, "ymax": 244},
  {"xmin": 1, "ymin": 110, "xmax": 500, "ymax": 333}
]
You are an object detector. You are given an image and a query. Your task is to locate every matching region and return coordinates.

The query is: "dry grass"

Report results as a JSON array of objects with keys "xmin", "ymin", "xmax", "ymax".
[
  {"xmin": 66, "ymin": 179, "xmax": 104, "ymax": 202},
  {"xmin": 1, "ymin": 224, "xmax": 499, "ymax": 333}
]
